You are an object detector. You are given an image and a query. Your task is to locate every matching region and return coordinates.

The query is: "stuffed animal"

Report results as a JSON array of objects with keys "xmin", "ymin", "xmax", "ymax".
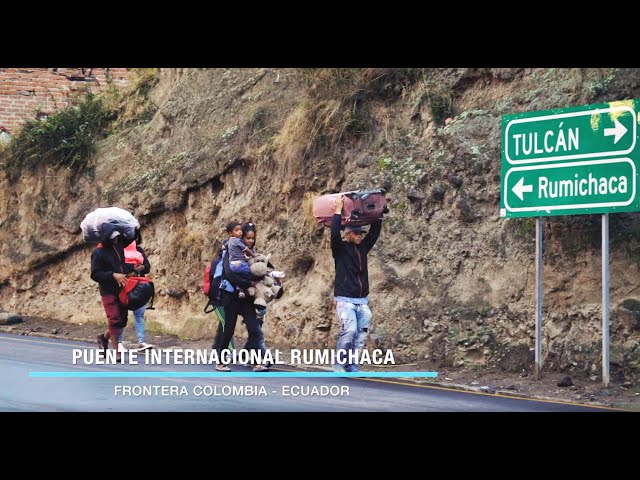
[{"xmin": 246, "ymin": 254, "xmax": 284, "ymax": 309}]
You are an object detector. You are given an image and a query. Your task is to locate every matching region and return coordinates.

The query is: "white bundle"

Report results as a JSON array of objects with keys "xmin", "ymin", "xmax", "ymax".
[{"xmin": 80, "ymin": 207, "xmax": 140, "ymax": 243}]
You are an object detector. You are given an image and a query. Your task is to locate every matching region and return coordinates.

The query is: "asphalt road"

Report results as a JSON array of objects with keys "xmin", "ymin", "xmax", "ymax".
[{"xmin": 0, "ymin": 333, "xmax": 617, "ymax": 412}]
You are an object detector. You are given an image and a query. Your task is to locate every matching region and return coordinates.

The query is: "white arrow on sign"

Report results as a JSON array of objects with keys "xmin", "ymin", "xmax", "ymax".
[
  {"xmin": 512, "ymin": 177, "xmax": 533, "ymax": 201},
  {"xmin": 604, "ymin": 119, "xmax": 628, "ymax": 144}
]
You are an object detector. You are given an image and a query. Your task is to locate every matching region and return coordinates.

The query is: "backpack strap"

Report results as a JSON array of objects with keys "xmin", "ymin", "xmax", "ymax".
[
  {"xmin": 204, "ymin": 301, "xmax": 215, "ymax": 314},
  {"xmin": 146, "ymin": 287, "xmax": 155, "ymax": 310}
]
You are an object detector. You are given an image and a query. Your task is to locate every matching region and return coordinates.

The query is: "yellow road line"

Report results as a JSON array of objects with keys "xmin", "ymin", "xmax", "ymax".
[{"xmin": 268, "ymin": 367, "xmax": 629, "ymax": 411}]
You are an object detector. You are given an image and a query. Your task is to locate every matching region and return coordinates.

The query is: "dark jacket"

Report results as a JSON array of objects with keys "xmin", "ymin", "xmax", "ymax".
[
  {"xmin": 331, "ymin": 214, "xmax": 382, "ymax": 298},
  {"xmin": 90, "ymin": 241, "xmax": 127, "ymax": 296}
]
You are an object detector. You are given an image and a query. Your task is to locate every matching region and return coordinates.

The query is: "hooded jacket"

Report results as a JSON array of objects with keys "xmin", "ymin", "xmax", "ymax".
[{"xmin": 91, "ymin": 240, "xmax": 127, "ymax": 296}]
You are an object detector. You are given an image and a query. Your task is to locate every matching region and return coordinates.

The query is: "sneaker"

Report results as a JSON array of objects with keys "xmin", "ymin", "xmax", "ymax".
[
  {"xmin": 97, "ymin": 334, "xmax": 108, "ymax": 351},
  {"xmin": 252, "ymin": 364, "xmax": 270, "ymax": 372},
  {"xmin": 138, "ymin": 342, "xmax": 153, "ymax": 350},
  {"xmin": 216, "ymin": 364, "xmax": 232, "ymax": 372},
  {"xmin": 117, "ymin": 343, "xmax": 127, "ymax": 353},
  {"xmin": 345, "ymin": 365, "xmax": 360, "ymax": 373},
  {"xmin": 332, "ymin": 364, "xmax": 347, "ymax": 373}
]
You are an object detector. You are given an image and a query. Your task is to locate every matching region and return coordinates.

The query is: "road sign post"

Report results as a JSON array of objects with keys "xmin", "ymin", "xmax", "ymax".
[
  {"xmin": 535, "ymin": 217, "xmax": 543, "ymax": 380},
  {"xmin": 602, "ymin": 214, "xmax": 610, "ymax": 387}
]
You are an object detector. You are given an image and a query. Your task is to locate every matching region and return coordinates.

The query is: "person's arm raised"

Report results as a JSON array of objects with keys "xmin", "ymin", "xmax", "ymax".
[
  {"xmin": 331, "ymin": 195, "xmax": 344, "ymax": 252},
  {"xmin": 363, "ymin": 219, "xmax": 382, "ymax": 252}
]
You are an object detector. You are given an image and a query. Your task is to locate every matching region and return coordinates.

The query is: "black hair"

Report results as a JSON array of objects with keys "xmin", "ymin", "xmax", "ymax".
[
  {"xmin": 135, "ymin": 228, "xmax": 143, "ymax": 245},
  {"xmin": 242, "ymin": 222, "xmax": 256, "ymax": 235},
  {"xmin": 242, "ymin": 222, "xmax": 257, "ymax": 248},
  {"xmin": 226, "ymin": 221, "xmax": 241, "ymax": 233}
]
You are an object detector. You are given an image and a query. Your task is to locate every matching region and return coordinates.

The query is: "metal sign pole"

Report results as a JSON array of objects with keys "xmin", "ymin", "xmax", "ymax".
[
  {"xmin": 602, "ymin": 213, "xmax": 610, "ymax": 387},
  {"xmin": 535, "ymin": 217, "xmax": 543, "ymax": 379}
]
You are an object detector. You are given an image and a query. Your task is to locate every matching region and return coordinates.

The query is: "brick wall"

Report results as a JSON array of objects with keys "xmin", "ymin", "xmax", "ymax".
[{"xmin": 0, "ymin": 68, "xmax": 129, "ymax": 134}]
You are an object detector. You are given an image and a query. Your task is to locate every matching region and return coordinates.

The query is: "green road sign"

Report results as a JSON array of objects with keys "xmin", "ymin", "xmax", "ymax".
[
  {"xmin": 500, "ymin": 100, "xmax": 640, "ymax": 218},
  {"xmin": 504, "ymin": 159, "xmax": 635, "ymax": 214}
]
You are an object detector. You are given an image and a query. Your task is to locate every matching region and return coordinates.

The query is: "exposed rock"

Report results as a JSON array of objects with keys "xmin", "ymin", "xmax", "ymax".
[
  {"xmin": 447, "ymin": 174, "xmax": 463, "ymax": 188},
  {"xmin": 406, "ymin": 188, "xmax": 425, "ymax": 202},
  {"xmin": 0, "ymin": 313, "xmax": 23, "ymax": 325},
  {"xmin": 557, "ymin": 376, "xmax": 573, "ymax": 387},
  {"xmin": 166, "ymin": 288, "xmax": 186, "ymax": 298},
  {"xmin": 618, "ymin": 299, "xmax": 640, "ymax": 330},
  {"xmin": 431, "ymin": 185, "xmax": 446, "ymax": 201},
  {"xmin": 356, "ymin": 156, "xmax": 373, "ymax": 168},
  {"xmin": 453, "ymin": 198, "xmax": 474, "ymax": 222}
]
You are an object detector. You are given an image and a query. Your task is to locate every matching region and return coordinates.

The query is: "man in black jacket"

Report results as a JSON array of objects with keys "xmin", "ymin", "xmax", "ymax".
[{"xmin": 331, "ymin": 195, "xmax": 383, "ymax": 372}]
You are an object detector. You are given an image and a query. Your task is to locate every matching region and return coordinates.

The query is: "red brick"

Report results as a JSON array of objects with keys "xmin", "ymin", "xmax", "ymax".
[{"xmin": 0, "ymin": 68, "xmax": 129, "ymax": 130}]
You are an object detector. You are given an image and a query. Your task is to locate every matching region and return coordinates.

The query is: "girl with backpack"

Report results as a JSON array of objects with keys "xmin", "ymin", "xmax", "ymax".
[{"xmin": 216, "ymin": 222, "xmax": 283, "ymax": 372}]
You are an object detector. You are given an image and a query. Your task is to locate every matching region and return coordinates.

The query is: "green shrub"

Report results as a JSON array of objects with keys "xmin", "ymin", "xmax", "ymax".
[
  {"xmin": 2, "ymin": 68, "xmax": 160, "ymax": 178},
  {"xmin": 4, "ymin": 91, "xmax": 113, "ymax": 174},
  {"xmin": 373, "ymin": 155, "xmax": 424, "ymax": 190}
]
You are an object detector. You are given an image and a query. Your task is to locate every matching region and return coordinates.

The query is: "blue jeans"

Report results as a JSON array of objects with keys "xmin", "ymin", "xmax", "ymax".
[
  {"xmin": 253, "ymin": 306, "xmax": 267, "ymax": 353},
  {"xmin": 335, "ymin": 301, "xmax": 372, "ymax": 371},
  {"xmin": 118, "ymin": 305, "xmax": 147, "ymax": 344}
]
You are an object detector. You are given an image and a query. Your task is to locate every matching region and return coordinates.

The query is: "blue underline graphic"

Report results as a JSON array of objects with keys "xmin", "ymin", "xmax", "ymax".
[{"xmin": 30, "ymin": 371, "xmax": 438, "ymax": 379}]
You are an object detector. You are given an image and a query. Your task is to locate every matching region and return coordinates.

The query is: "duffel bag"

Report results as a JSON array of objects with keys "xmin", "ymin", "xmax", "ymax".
[{"xmin": 119, "ymin": 276, "xmax": 155, "ymax": 311}]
